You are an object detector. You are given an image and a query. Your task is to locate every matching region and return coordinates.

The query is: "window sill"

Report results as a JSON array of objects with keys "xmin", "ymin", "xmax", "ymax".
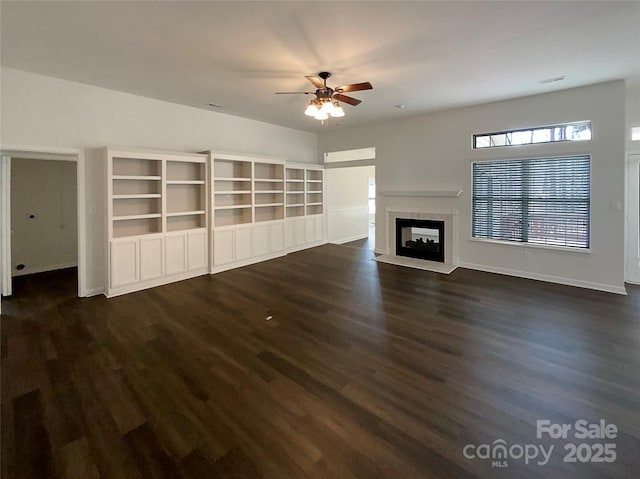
[{"xmin": 468, "ymin": 237, "xmax": 591, "ymax": 254}]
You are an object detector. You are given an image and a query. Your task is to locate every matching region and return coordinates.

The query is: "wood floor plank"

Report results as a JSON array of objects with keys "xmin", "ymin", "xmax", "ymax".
[
  {"xmin": 2, "ymin": 248, "xmax": 640, "ymax": 478},
  {"xmin": 12, "ymin": 390, "xmax": 56, "ymax": 478}
]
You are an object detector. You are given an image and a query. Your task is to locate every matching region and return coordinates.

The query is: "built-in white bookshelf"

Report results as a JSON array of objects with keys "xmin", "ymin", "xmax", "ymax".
[
  {"xmin": 206, "ymin": 152, "xmax": 289, "ymax": 271},
  {"xmin": 285, "ymin": 167, "xmax": 305, "ymax": 218},
  {"xmin": 305, "ymin": 169, "xmax": 324, "ymax": 216},
  {"xmin": 166, "ymin": 160, "xmax": 206, "ymax": 232},
  {"xmin": 104, "ymin": 148, "xmax": 209, "ymax": 297},
  {"xmin": 111, "ymin": 157, "xmax": 163, "ymax": 237},
  {"xmin": 213, "ymin": 158, "xmax": 253, "ymax": 227},
  {"xmin": 284, "ymin": 166, "xmax": 324, "ymax": 217},
  {"xmin": 254, "ymin": 162, "xmax": 285, "ymax": 222}
]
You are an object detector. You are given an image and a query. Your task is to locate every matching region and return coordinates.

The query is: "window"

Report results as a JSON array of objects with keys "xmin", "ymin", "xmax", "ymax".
[
  {"xmin": 472, "ymin": 155, "xmax": 590, "ymax": 249},
  {"xmin": 473, "ymin": 121, "xmax": 591, "ymax": 149}
]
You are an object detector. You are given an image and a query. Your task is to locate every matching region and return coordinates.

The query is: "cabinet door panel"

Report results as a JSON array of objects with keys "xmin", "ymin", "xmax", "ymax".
[
  {"xmin": 214, "ymin": 229, "xmax": 234, "ymax": 265},
  {"xmin": 166, "ymin": 233, "xmax": 188, "ymax": 275},
  {"xmin": 253, "ymin": 224, "xmax": 270, "ymax": 257},
  {"xmin": 110, "ymin": 239, "xmax": 139, "ymax": 288},
  {"xmin": 294, "ymin": 218, "xmax": 305, "ymax": 245},
  {"xmin": 285, "ymin": 220, "xmax": 295, "ymax": 247},
  {"xmin": 188, "ymin": 230, "xmax": 208, "ymax": 270},
  {"xmin": 235, "ymin": 227, "xmax": 253, "ymax": 261},
  {"xmin": 314, "ymin": 215, "xmax": 324, "ymax": 241},
  {"xmin": 140, "ymin": 236, "xmax": 164, "ymax": 281},
  {"xmin": 305, "ymin": 217, "xmax": 315, "ymax": 243},
  {"xmin": 270, "ymin": 222, "xmax": 285, "ymax": 252}
]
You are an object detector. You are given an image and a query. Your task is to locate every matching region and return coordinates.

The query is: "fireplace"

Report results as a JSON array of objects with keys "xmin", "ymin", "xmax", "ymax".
[{"xmin": 395, "ymin": 218, "xmax": 445, "ymax": 263}]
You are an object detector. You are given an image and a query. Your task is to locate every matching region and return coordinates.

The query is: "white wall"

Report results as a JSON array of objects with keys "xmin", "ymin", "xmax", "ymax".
[
  {"xmin": 11, "ymin": 159, "xmax": 77, "ymax": 276},
  {"xmin": 0, "ymin": 67, "xmax": 318, "ymax": 294},
  {"xmin": 326, "ymin": 165, "xmax": 375, "ymax": 244},
  {"xmin": 319, "ymin": 81, "xmax": 627, "ymax": 293}
]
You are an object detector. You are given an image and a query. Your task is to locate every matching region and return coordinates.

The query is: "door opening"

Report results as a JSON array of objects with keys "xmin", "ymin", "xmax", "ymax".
[{"xmin": 1, "ymin": 150, "xmax": 81, "ymax": 314}]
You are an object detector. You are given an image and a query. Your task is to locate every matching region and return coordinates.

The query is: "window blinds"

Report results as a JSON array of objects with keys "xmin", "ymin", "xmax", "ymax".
[{"xmin": 472, "ymin": 155, "xmax": 590, "ymax": 248}]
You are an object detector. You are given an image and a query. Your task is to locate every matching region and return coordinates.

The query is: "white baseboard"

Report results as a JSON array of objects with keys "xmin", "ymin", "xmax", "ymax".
[
  {"xmin": 84, "ymin": 287, "xmax": 105, "ymax": 297},
  {"xmin": 458, "ymin": 261, "xmax": 627, "ymax": 295},
  {"xmin": 331, "ymin": 233, "xmax": 369, "ymax": 245},
  {"xmin": 211, "ymin": 251, "xmax": 287, "ymax": 274},
  {"xmin": 286, "ymin": 240, "xmax": 328, "ymax": 254},
  {"xmin": 11, "ymin": 261, "xmax": 77, "ymax": 277},
  {"xmin": 106, "ymin": 267, "xmax": 209, "ymax": 298}
]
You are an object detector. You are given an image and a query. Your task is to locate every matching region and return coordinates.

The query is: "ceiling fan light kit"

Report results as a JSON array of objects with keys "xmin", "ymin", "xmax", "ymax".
[{"xmin": 276, "ymin": 71, "xmax": 372, "ymax": 122}]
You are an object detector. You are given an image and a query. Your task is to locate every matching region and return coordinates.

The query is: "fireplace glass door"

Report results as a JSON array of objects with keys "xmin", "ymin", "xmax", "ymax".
[{"xmin": 395, "ymin": 218, "xmax": 445, "ymax": 262}]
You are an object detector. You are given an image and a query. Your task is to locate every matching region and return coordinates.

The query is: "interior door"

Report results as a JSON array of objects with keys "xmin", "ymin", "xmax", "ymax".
[{"xmin": 627, "ymin": 154, "xmax": 640, "ymax": 283}]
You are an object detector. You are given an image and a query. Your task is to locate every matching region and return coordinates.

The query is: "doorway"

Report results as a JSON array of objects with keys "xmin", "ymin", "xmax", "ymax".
[
  {"xmin": 0, "ymin": 150, "xmax": 83, "ymax": 314},
  {"xmin": 326, "ymin": 165, "xmax": 376, "ymax": 250}
]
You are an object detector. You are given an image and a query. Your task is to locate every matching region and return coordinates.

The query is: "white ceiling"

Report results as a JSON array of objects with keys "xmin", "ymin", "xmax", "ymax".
[{"xmin": 2, "ymin": 1, "xmax": 639, "ymax": 133}]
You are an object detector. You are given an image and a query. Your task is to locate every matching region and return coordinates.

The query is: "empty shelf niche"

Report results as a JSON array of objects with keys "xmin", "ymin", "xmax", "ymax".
[
  {"xmin": 167, "ymin": 161, "xmax": 205, "ymax": 182},
  {"xmin": 113, "ymin": 217, "xmax": 161, "ymax": 238},
  {"xmin": 113, "ymin": 197, "xmax": 161, "ymax": 217},
  {"xmin": 113, "ymin": 179, "xmax": 160, "ymax": 196},
  {"xmin": 286, "ymin": 168, "xmax": 304, "ymax": 181},
  {"xmin": 166, "ymin": 184, "xmax": 205, "ymax": 214},
  {"xmin": 254, "ymin": 162, "xmax": 284, "ymax": 181},
  {"xmin": 306, "ymin": 192, "xmax": 323, "ymax": 204},
  {"xmin": 113, "ymin": 157, "xmax": 161, "ymax": 177},
  {"xmin": 215, "ymin": 207, "xmax": 252, "ymax": 227},
  {"xmin": 306, "ymin": 170, "xmax": 323, "ymax": 181},
  {"xmin": 214, "ymin": 179, "xmax": 252, "ymax": 193},
  {"xmin": 214, "ymin": 159, "xmax": 251, "ymax": 180},
  {"xmin": 307, "ymin": 204, "xmax": 323, "ymax": 215},
  {"xmin": 255, "ymin": 205, "xmax": 284, "ymax": 222},
  {"xmin": 286, "ymin": 181, "xmax": 304, "ymax": 192},
  {"xmin": 286, "ymin": 192, "xmax": 304, "ymax": 205},
  {"xmin": 286, "ymin": 205, "xmax": 305, "ymax": 218},
  {"xmin": 255, "ymin": 191, "xmax": 284, "ymax": 205},
  {"xmin": 167, "ymin": 214, "xmax": 206, "ymax": 232},
  {"xmin": 215, "ymin": 192, "xmax": 251, "ymax": 208}
]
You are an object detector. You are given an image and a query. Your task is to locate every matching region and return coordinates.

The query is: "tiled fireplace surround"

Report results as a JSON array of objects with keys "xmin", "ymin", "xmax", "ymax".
[{"xmin": 376, "ymin": 207, "xmax": 458, "ymax": 273}]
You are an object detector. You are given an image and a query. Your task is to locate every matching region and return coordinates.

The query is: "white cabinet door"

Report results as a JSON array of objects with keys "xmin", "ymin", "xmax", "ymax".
[
  {"xmin": 270, "ymin": 222, "xmax": 285, "ymax": 252},
  {"xmin": 110, "ymin": 239, "xmax": 139, "ymax": 288},
  {"xmin": 305, "ymin": 217, "xmax": 315, "ymax": 243},
  {"xmin": 253, "ymin": 224, "xmax": 270, "ymax": 257},
  {"xmin": 166, "ymin": 232, "xmax": 188, "ymax": 275},
  {"xmin": 214, "ymin": 229, "xmax": 234, "ymax": 265},
  {"xmin": 187, "ymin": 229, "xmax": 208, "ymax": 270},
  {"xmin": 285, "ymin": 219, "xmax": 295, "ymax": 247},
  {"xmin": 294, "ymin": 217, "xmax": 305, "ymax": 245},
  {"xmin": 314, "ymin": 215, "xmax": 324, "ymax": 241},
  {"xmin": 235, "ymin": 226, "xmax": 253, "ymax": 261},
  {"xmin": 139, "ymin": 236, "xmax": 164, "ymax": 281}
]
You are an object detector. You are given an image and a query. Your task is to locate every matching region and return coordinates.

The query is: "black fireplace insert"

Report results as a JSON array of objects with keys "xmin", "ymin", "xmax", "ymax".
[{"xmin": 395, "ymin": 218, "xmax": 445, "ymax": 262}]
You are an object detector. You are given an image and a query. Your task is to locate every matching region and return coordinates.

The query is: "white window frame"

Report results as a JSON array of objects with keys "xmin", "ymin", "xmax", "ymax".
[{"xmin": 471, "ymin": 155, "xmax": 591, "ymax": 251}]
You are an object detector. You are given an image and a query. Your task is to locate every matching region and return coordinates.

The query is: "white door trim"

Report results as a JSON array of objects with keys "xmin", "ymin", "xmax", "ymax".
[
  {"xmin": 626, "ymin": 154, "xmax": 640, "ymax": 284},
  {"xmin": 1, "ymin": 156, "xmax": 12, "ymax": 305},
  {"xmin": 0, "ymin": 145, "xmax": 87, "ymax": 298}
]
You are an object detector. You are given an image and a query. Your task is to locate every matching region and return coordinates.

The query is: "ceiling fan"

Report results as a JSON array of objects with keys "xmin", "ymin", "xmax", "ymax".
[{"xmin": 275, "ymin": 72, "xmax": 373, "ymax": 120}]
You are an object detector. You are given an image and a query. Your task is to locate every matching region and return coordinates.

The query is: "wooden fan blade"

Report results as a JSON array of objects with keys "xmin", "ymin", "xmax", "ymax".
[
  {"xmin": 305, "ymin": 76, "xmax": 325, "ymax": 88},
  {"xmin": 334, "ymin": 93, "xmax": 362, "ymax": 106},
  {"xmin": 275, "ymin": 91, "xmax": 314, "ymax": 95},
  {"xmin": 335, "ymin": 82, "xmax": 373, "ymax": 93}
]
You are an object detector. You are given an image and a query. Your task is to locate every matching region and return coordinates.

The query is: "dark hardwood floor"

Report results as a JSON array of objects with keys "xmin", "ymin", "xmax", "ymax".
[{"xmin": 2, "ymin": 244, "xmax": 640, "ymax": 478}]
